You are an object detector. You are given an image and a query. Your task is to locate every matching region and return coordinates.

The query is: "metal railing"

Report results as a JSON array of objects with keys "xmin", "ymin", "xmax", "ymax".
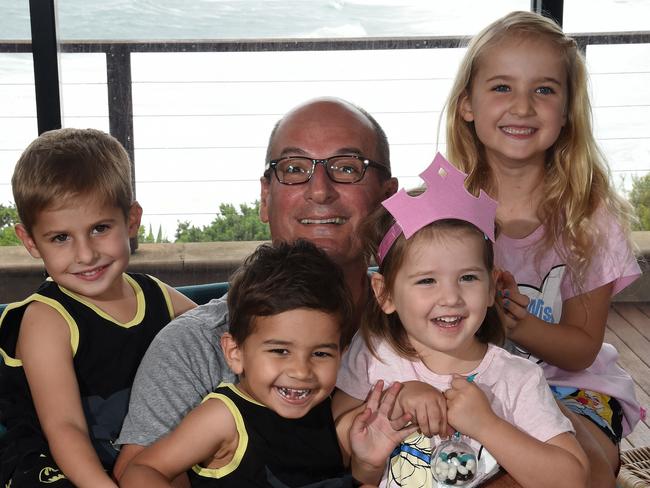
[{"xmin": 2, "ymin": 31, "xmax": 650, "ymax": 167}]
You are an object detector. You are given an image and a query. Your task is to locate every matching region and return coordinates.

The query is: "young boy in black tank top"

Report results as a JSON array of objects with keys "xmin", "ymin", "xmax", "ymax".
[
  {"xmin": 121, "ymin": 241, "xmax": 417, "ymax": 487},
  {"xmin": 0, "ymin": 128, "xmax": 196, "ymax": 488}
]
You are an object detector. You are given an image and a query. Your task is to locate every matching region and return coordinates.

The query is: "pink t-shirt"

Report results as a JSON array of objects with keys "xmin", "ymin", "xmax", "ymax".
[
  {"xmin": 337, "ymin": 337, "xmax": 573, "ymax": 487},
  {"xmin": 495, "ymin": 207, "xmax": 642, "ymax": 435},
  {"xmin": 495, "ymin": 207, "xmax": 640, "ymax": 306}
]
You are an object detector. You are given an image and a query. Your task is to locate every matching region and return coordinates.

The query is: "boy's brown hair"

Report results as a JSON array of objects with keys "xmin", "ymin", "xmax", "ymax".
[
  {"xmin": 12, "ymin": 128, "xmax": 134, "ymax": 233},
  {"xmin": 227, "ymin": 240, "xmax": 355, "ymax": 347}
]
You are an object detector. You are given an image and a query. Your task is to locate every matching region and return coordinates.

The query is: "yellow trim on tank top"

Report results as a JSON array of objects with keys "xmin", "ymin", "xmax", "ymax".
[
  {"xmin": 0, "ymin": 293, "xmax": 80, "ymax": 366},
  {"xmin": 191, "ymin": 388, "xmax": 249, "ymax": 478},
  {"xmin": 58, "ymin": 273, "xmax": 146, "ymax": 328},
  {"xmin": 147, "ymin": 274, "xmax": 175, "ymax": 319},
  {"xmin": 220, "ymin": 382, "xmax": 266, "ymax": 407}
]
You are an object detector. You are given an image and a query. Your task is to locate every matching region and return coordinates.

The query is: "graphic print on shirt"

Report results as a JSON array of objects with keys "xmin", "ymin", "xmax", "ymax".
[
  {"xmin": 507, "ymin": 264, "xmax": 565, "ymax": 364},
  {"xmin": 386, "ymin": 432, "xmax": 497, "ymax": 487}
]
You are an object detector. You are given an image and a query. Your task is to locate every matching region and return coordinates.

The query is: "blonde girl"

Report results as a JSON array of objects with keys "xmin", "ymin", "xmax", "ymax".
[{"xmin": 445, "ymin": 10, "xmax": 642, "ymax": 486}]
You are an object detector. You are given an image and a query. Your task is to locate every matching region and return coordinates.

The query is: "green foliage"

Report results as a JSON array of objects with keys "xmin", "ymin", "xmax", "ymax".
[
  {"xmin": 175, "ymin": 201, "xmax": 270, "ymax": 242},
  {"xmin": 138, "ymin": 224, "xmax": 169, "ymax": 243},
  {"xmin": 0, "ymin": 203, "xmax": 20, "ymax": 246},
  {"xmin": 629, "ymin": 173, "xmax": 650, "ymax": 231}
]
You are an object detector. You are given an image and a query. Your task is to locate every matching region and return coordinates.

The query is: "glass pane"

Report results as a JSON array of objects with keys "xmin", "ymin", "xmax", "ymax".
[
  {"xmin": 564, "ymin": 1, "xmax": 650, "ymax": 225},
  {"xmin": 588, "ymin": 43, "xmax": 650, "ymax": 199},
  {"xmin": 0, "ymin": 1, "xmax": 36, "ymax": 212},
  {"xmin": 51, "ymin": 1, "xmax": 650, "ymax": 239},
  {"xmin": 53, "ymin": 0, "xmax": 529, "ymax": 240},
  {"xmin": 564, "ymin": 0, "xmax": 650, "ymax": 33},
  {"xmin": 54, "ymin": 0, "xmax": 528, "ymax": 40},
  {"xmin": 0, "ymin": 2, "xmax": 31, "ymax": 40}
]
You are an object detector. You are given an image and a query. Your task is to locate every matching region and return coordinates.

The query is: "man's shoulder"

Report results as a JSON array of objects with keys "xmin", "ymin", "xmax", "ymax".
[{"xmin": 157, "ymin": 296, "xmax": 229, "ymax": 341}]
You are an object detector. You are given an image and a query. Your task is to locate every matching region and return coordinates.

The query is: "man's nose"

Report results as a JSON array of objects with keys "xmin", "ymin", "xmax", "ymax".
[{"xmin": 305, "ymin": 162, "xmax": 338, "ymax": 204}]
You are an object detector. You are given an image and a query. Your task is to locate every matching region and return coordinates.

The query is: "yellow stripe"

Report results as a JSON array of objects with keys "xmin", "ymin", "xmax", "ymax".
[
  {"xmin": 191, "ymin": 392, "xmax": 249, "ymax": 478},
  {"xmin": 0, "ymin": 294, "xmax": 80, "ymax": 366},
  {"xmin": 0, "ymin": 298, "xmax": 31, "ymax": 367},
  {"xmin": 58, "ymin": 274, "xmax": 145, "ymax": 328},
  {"xmin": 220, "ymin": 382, "xmax": 266, "ymax": 408},
  {"xmin": 147, "ymin": 274, "xmax": 174, "ymax": 319}
]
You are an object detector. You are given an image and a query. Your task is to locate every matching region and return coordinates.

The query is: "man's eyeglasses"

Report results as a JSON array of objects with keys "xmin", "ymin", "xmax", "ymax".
[{"xmin": 266, "ymin": 155, "xmax": 389, "ymax": 185}]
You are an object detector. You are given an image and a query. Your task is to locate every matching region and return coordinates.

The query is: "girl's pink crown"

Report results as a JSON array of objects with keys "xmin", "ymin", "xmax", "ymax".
[{"xmin": 377, "ymin": 153, "xmax": 497, "ymax": 263}]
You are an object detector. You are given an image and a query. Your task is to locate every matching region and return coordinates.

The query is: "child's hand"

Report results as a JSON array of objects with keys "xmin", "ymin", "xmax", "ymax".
[
  {"xmin": 394, "ymin": 380, "xmax": 449, "ymax": 437},
  {"xmin": 444, "ymin": 375, "xmax": 496, "ymax": 439},
  {"xmin": 495, "ymin": 269, "xmax": 530, "ymax": 333},
  {"xmin": 350, "ymin": 381, "xmax": 418, "ymax": 472}
]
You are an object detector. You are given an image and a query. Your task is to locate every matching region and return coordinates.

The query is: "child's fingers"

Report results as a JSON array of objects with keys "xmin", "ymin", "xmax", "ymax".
[
  {"xmin": 398, "ymin": 422, "xmax": 419, "ymax": 441},
  {"xmin": 449, "ymin": 374, "xmax": 472, "ymax": 390},
  {"xmin": 388, "ymin": 413, "xmax": 419, "ymax": 441},
  {"xmin": 377, "ymin": 381, "xmax": 402, "ymax": 418},
  {"xmin": 500, "ymin": 292, "xmax": 529, "ymax": 320},
  {"xmin": 389, "ymin": 412, "xmax": 413, "ymax": 432},
  {"xmin": 443, "ymin": 388, "xmax": 455, "ymax": 402},
  {"xmin": 500, "ymin": 270, "xmax": 518, "ymax": 289},
  {"xmin": 353, "ymin": 407, "xmax": 373, "ymax": 429},
  {"xmin": 365, "ymin": 380, "xmax": 385, "ymax": 411},
  {"xmin": 438, "ymin": 400, "xmax": 448, "ymax": 438},
  {"xmin": 414, "ymin": 404, "xmax": 434, "ymax": 437},
  {"xmin": 502, "ymin": 288, "xmax": 530, "ymax": 308}
]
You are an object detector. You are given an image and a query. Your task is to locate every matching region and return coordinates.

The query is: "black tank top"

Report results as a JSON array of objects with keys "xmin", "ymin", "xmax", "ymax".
[
  {"xmin": 0, "ymin": 273, "xmax": 174, "ymax": 468},
  {"xmin": 188, "ymin": 383, "xmax": 345, "ymax": 487}
]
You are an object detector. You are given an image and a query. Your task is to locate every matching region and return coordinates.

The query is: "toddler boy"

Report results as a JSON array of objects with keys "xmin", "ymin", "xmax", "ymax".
[{"xmin": 122, "ymin": 240, "xmax": 416, "ymax": 487}]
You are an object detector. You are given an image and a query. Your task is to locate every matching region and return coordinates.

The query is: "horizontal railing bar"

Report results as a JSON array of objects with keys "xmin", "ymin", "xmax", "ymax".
[
  {"xmin": 1, "ymin": 31, "xmax": 649, "ymax": 54},
  {"xmin": 6, "ymin": 104, "xmax": 650, "ymax": 120}
]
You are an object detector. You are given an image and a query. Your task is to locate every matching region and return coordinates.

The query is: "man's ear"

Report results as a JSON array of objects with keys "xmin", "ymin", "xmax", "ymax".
[
  {"xmin": 382, "ymin": 177, "xmax": 399, "ymax": 199},
  {"xmin": 370, "ymin": 272, "xmax": 396, "ymax": 314},
  {"xmin": 259, "ymin": 176, "xmax": 270, "ymax": 224},
  {"xmin": 221, "ymin": 332, "xmax": 244, "ymax": 375},
  {"xmin": 127, "ymin": 201, "xmax": 143, "ymax": 238},
  {"xmin": 459, "ymin": 90, "xmax": 475, "ymax": 123},
  {"xmin": 15, "ymin": 224, "xmax": 41, "ymax": 259}
]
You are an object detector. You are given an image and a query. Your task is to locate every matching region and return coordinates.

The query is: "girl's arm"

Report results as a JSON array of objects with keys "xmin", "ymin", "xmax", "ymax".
[
  {"xmin": 445, "ymin": 376, "xmax": 588, "ymax": 488},
  {"xmin": 121, "ymin": 397, "xmax": 236, "ymax": 487},
  {"xmin": 17, "ymin": 303, "xmax": 117, "ymax": 488},
  {"xmin": 477, "ymin": 424, "xmax": 588, "ymax": 488},
  {"xmin": 497, "ymin": 270, "xmax": 612, "ymax": 370},
  {"xmin": 163, "ymin": 284, "xmax": 197, "ymax": 317}
]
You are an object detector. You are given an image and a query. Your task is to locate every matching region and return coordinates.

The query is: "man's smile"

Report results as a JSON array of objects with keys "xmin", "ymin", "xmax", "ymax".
[{"xmin": 299, "ymin": 217, "xmax": 347, "ymax": 225}]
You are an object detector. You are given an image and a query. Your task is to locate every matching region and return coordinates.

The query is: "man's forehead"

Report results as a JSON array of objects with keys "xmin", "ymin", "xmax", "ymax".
[
  {"xmin": 275, "ymin": 145, "xmax": 367, "ymax": 158},
  {"xmin": 270, "ymin": 102, "xmax": 377, "ymax": 157}
]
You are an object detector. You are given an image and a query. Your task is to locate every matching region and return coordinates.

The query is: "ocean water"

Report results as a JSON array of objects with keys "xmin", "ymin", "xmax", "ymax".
[{"xmin": 0, "ymin": 0, "xmax": 649, "ymax": 240}]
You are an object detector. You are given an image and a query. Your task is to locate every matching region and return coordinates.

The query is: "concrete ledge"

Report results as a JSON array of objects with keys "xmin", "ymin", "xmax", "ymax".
[
  {"xmin": 0, "ymin": 241, "xmax": 265, "ymax": 304},
  {"xmin": 1, "ymin": 234, "xmax": 648, "ymax": 304}
]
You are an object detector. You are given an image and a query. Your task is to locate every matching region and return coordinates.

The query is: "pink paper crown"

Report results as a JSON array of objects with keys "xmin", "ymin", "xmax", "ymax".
[{"xmin": 377, "ymin": 153, "xmax": 497, "ymax": 263}]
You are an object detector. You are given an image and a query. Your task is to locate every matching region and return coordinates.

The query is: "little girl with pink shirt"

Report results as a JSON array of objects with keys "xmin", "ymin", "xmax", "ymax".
[{"xmin": 332, "ymin": 154, "xmax": 588, "ymax": 487}]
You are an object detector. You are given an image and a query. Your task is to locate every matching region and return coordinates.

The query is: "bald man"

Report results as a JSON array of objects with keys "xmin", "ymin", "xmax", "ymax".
[{"xmin": 113, "ymin": 98, "xmax": 397, "ymax": 481}]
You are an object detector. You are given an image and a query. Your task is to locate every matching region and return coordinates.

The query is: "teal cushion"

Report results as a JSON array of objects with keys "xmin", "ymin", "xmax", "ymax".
[{"xmin": 175, "ymin": 282, "xmax": 229, "ymax": 305}]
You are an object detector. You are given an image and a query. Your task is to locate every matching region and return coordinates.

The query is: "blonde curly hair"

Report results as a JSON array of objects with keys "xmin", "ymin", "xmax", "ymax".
[{"xmin": 445, "ymin": 10, "xmax": 634, "ymax": 287}]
